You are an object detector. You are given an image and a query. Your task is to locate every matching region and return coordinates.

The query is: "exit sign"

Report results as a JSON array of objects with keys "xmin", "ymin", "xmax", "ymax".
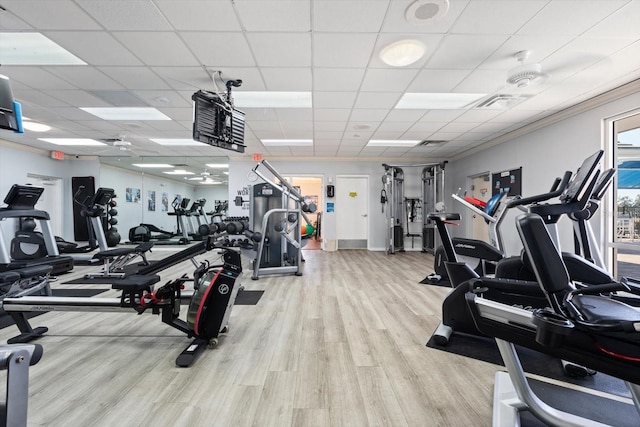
[
  {"xmin": 50, "ymin": 151, "xmax": 64, "ymax": 160},
  {"xmin": 252, "ymin": 153, "xmax": 263, "ymax": 161}
]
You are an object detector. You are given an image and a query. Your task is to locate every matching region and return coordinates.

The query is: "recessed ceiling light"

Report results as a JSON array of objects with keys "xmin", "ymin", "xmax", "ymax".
[
  {"xmin": 22, "ymin": 121, "xmax": 51, "ymax": 132},
  {"xmin": 150, "ymin": 138, "xmax": 207, "ymax": 146},
  {"xmin": 199, "ymin": 181, "xmax": 223, "ymax": 185},
  {"xmin": 132, "ymin": 163, "xmax": 174, "ymax": 168},
  {"xmin": 0, "ymin": 32, "xmax": 86, "ymax": 65},
  {"xmin": 395, "ymin": 93, "xmax": 486, "ymax": 109},
  {"xmin": 205, "ymin": 163, "xmax": 229, "ymax": 168},
  {"xmin": 80, "ymin": 107, "xmax": 171, "ymax": 121},
  {"xmin": 261, "ymin": 139, "xmax": 313, "ymax": 147},
  {"xmin": 38, "ymin": 138, "xmax": 106, "ymax": 146},
  {"xmin": 188, "ymin": 177, "xmax": 204, "ymax": 181},
  {"xmin": 163, "ymin": 170, "xmax": 195, "ymax": 175},
  {"xmin": 379, "ymin": 40, "xmax": 426, "ymax": 67},
  {"xmin": 367, "ymin": 139, "xmax": 421, "ymax": 147},
  {"xmin": 233, "ymin": 92, "xmax": 312, "ymax": 108}
]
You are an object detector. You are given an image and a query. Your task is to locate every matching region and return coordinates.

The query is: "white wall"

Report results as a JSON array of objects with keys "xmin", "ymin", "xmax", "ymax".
[
  {"xmin": 194, "ymin": 186, "xmax": 229, "ymax": 215},
  {"xmin": 446, "ymin": 90, "xmax": 640, "ymax": 258},
  {"xmin": 0, "ymin": 142, "xmax": 99, "ymax": 244}
]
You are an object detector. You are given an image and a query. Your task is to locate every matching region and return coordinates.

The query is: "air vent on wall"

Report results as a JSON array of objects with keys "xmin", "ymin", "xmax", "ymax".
[{"xmin": 475, "ymin": 94, "xmax": 530, "ymax": 109}]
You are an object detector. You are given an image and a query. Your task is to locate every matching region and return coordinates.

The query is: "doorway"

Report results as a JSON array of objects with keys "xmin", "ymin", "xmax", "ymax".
[
  {"xmin": 470, "ymin": 173, "xmax": 491, "ymax": 242},
  {"xmin": 282, "ymin": 175, "xmax": 323, "ymax": 250},
  {"xmin": 26, "ymin": 174, "xmax": 63, "ymax": 237},
  {"xmin": 336, "ymin": 175, "xmax": 369, "ymax": 249}
]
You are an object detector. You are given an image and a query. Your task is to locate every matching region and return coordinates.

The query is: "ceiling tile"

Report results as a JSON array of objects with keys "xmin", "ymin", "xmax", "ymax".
[
  {"xmin": 0, "ymin": 7, "xmax": 33, "ymax": 30},
  {"xmin": 152, "ymin": 67, "xmax": 213, "ymax": 91},
  {"xmin": 281, "ymin": 121, "xmax": 313, "ymax": 132},
  {"xmin": 314, "ymin": 34, "xmax": 378, "ymax": 68},
  {"xmin": 376, "ymin": 122, "xmax": 413, "ymax": 133},
  {"xmin": 437, "ymin": 122, "xmax": 482, "ymax": 133},
  {"xmin": 1, "ymin": 0, "xmax": 101, "ymax": 30},
  {"xmin": 133, "ymin": 90, "xmax": 191, "ymax": 108},
  {"xmin": 180, "ymin": 32, "xmax": 255, "ymax": 67},
  {"xmin": 314, "ymin": 109, "xmax": 352, "ymax": 122},
  {"xmin": 478, "ymin": 35, "xmax": 574, "ymax": 71},
  {"xmin": 313, "ymin": 69, "xmax": 366, "ymax": 92},
  {"xmin": 313, "ymin": 0, "xmax": 389, "ymax": 32},
  {"xmin": 113, "ymin": 32, "xmax": 200, "ymax": 66},
  {"xmin": 46, "ymin": 90, "xmax": 112, "ymax": 107},
  {"xmin": 216, "ymin": 68, "xmax": 266, "ymax": 91},
  {"xmin": 384, "ymin": 109, "xmax": 426, "ymax": 122},
  {"xmin": 517, "ymin": 1, "xmax": 628, "ymax": 36},
  {"xmin": 359, "ymin": 68, "xmax": 419, "ymax": 92},
  {"xmin": 17, "ymin": 90, "xmax": 69, "ymax": 107},
  {"xmin": 583, "ymin": 1, "xmax": 640, "ymax": 38},
  {"xmin": 314, "ymin": 121, "xmax": 348, "ymax": 132},
  {"xmin": 234, "ymin": 0, "xmax": 310, "ymax": 32},
  {"xmin": 157, "ymin": 107, "xmax": 193, "ymax": 121},
  {"xmin": 46, "ymin": 67, "xmax": 124, "ymax": 90},
  {"xmin": 371, "ymin": 131, "xmax": 405, "ymax": 139},
  {"xmin": 420, "ymin": 110, "xmax": 466, "ymax": 122},
  {"xmin": 76, "ymin": 0, "xmax": 172, "ymax": 31},
  {"xmin": 154, "ymin": 0, "xmax": 241, "ymax": 31},
  {"xmin": 354, "ymin": 92, "xmax": 402, "ymax": 110},
  {"xmin": 427, "ymin": 35, "xmax": 509, "ymax": 69},
  {"xmin": 243, "ymin": 108, "xmax": 278, "ymax": 122},
  {"xmin": 313, "ymin": 92, "xmax": 357, "ymax": 109},
  {"xmin": 349, "ymin": 109, "xmax": 390, "ymax": 122},
  {"xmin": 275, "ymin": 109, "xmax": 313, "ymax": 122},
  {"xmin": 98, "ymin": 67, "xmax": 171, "ymax": 90},
  {"xmin": 261, "ymin": 68, "xmax": 312, "ymax": 91},
  {"xmin": 369, "ymin": 34, "xmax": 444, "ymax": 69},
  {"xmin": 247, "ymin": 121, "xmax": 282, "ymax": 132},
  {"xmin": 407, "ymin": 121, "xmax": 446, "ymax": 133},
  {"xmin": 0, "ymin": 67, "xmax": 77, "ymax": 90},
  {"xmin": 429, "ymin": 131, "xmax": 465, "ymax": 140},
  {"xmin": 454, "ymin": 69, "xmax": 509, "ymax": 93},
  {"xmin": 314, "ymin": 131, "xmax": 344, "ymax": 140},
  {"xmin": 451, "ymin": 0, "xmax": 547, "ymax": 35},
  {"xmin": 45, "ymin": 31, "xmax": 143, "ymax": 66},
  {"xmin": 247, "ymin": 33, "xmax": 312, "ymax": 67},
  {"xmin": 407, "ymin": 69, "xmax": 471, "ymax": 92}
]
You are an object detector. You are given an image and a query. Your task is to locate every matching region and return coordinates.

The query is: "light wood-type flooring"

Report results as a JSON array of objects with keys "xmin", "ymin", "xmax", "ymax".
[{"xmin": 1, "ymin": 246, "xmax": 500, "ymax": 426}]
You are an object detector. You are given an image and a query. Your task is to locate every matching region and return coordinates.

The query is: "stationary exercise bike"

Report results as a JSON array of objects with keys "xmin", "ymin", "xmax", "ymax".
[{"xmin": 2, "ymin": 235, "xmax": 242, "ymax": 367}]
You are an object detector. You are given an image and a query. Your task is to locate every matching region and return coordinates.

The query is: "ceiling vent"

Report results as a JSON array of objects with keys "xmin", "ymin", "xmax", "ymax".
[
  {"xmin": 475, "ymin": 94, "xmax": 531, "ymax": 109},
  {"xmin": 405, "ymin": 0, "xmax": 449, "ymax": 25},
  {"xmin": 417, "ymin": 140, "xmax": 447, "ymax": 146}
]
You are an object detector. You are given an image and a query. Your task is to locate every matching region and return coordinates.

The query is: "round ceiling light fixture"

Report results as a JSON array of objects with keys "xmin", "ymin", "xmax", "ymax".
[
  {"xmin": 379, "ymin": 39, "xmax": 426, "ymax": 67},
  {"xmin": 405, "ymin": 0, "xmax": 450, "ymax": 25}
]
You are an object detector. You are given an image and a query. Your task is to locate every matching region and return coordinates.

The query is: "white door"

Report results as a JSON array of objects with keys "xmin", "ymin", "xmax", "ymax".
[
  {"xmin": 336, "ymin": 175, "xmax": 368, "ymax": 249},
  {"xmin": 27, "ymin": 174, "xmax": 63, "ymax": 237}
]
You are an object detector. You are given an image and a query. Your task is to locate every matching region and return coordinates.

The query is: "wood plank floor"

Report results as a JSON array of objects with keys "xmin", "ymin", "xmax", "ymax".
[{"xmin": 0, "ymin": 246, "xmax": 499, "ymax": 426}]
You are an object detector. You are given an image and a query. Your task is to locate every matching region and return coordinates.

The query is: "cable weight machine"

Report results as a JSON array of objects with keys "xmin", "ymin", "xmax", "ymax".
[{"xmin": 382, "ymin": 162, "xmax": 446, "ymax": 254}]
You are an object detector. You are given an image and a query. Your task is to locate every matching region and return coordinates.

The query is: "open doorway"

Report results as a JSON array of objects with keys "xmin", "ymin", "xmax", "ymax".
[
  {"xmin": 26, "ymin": 174, "xmax": 63, "ymax": 237},
  {"xmin": 470, "ymin": 172, "xmax": 492, "ymax": 242},
  {"xmin": 284, "ymin": 175, "xmax": 323, "ymax": 250}
]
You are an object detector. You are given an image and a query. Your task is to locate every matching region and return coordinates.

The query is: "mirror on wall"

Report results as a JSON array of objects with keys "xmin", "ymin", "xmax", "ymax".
[{"xmin": 98, "ymin": 156, "xmax": 229, "ymax": 240}]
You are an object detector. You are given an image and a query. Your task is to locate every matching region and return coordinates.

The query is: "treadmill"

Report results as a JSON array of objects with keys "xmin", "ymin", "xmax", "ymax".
[{"xmin": 0, "ymin": 185, "xmax": 74, "ymax": 275}]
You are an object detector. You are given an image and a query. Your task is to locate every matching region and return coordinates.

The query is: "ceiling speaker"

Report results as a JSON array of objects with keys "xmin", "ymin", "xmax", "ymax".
[{"xmin": 405, "ymin": 0, "xmax": 450, "ymax": 25}]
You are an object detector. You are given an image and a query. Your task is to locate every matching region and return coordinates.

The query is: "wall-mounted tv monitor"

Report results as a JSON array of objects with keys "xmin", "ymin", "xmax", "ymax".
[
  {"xmin": 192, "ymin": 90, "xmax": 245, "ymax": 153},
  {"xmin": 0, "ymin": 74, "xmax": 23, "ymax": 133}
]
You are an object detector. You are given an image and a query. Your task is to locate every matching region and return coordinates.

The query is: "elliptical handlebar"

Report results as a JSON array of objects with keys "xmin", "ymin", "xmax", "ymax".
[{"xmin": 506, "ymin": 171, "xmax": 573, "ymax": 209}]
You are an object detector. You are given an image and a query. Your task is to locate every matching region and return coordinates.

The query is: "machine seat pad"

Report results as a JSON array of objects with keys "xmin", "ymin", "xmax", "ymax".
[
  {"xmin": 572, "ymin": 295, "xmax": 640, "ymax": 324},
  {"xmin": 0, "ymin": 271, "xmax": 21, "ymax": 283},
  {"xmin": 134, "ymin": 242, "xmax": 154, "ymax": 252},
  {"xmin": 474, "ymin": 277, "xmax": 542, "ymax": 296},
  {"xmin": 452, "ymin": 238, "xmax": 504, "ymax": 262},
  {"xmin": 112, "ymin": 274, "xmax": 160, "ymax": 291},
  {"xmin": 427, "ymin": 212, "xmax": 460, "ymax": 221},
  {"xmin": 94, "ymin": 248, "xmax": 137, "ymax": 260},
  {"xmin": 13, "ymin": 265, "xmax": 53, "ymax": 278}
]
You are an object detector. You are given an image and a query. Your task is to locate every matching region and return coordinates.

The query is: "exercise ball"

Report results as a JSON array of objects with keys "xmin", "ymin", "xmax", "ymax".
[
  {"xmin": 105, "ymin": 229, "xmax": 121, "ymax": 247},
  {"xmin": 109, "ymin": 217, "xmax": 118, "ymax": 226},
  {"xmin": 109, "ymin": 208, "xmax": 118, "ymax": 216}
]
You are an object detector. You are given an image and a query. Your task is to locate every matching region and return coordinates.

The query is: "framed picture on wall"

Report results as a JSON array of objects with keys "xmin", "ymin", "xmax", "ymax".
[
  {"xmin": 161, "ymin": 192, "xmax": 169, "ymax": 212},
  {"xmin": 126, "ymin": 187, "xmax": 141, "ymax": 203},
  {"xmin": 148, "ymin": 190, "xmax": 156, "ymax": 211}
]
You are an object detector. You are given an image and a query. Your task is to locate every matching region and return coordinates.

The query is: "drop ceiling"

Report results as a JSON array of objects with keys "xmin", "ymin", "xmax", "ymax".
[{"xmin": 0, "ymin": 0, "xmax": 639, "ymax": 169}]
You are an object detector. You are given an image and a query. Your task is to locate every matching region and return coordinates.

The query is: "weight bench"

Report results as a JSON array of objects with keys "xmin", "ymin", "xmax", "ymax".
[{"xmin": 85, "ymin": 242, "xmax": 154, "ymax": 279}]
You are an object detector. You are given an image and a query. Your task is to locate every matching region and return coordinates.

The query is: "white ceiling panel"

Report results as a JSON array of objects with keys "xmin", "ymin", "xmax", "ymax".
[
  {"xmin": 234, "ymin": 0, "xmax": 311, "ymax": 32},
  {"xmin": 478, "ymin": 35, "xmax": 574, "ymax": 71},
  {"xmin": 180, "ymin": 32, "xmax": 254, "ymax": 67},
  {"xmin": 451, "ymin": 1, "xmax": 547, "ymax": 35},
  {"xmin": 359, "ymin": 68, "xmax": 419, "ymax": 92},
  {"xmin": 314, "ymin": 121, "xmax": 348, "ymax": 132},
  {"xmin": 313, "ymin": 92, "xmax": 357, "ymax": 109},
  {"xmin": 247, "ymin": 33, "xmax": 311, "ymax": 67},
  {"xmin": 313, "ymin": 69, "xmax": 367, "ymax": 92},
  {"xmin": 350, "ymin": 109, "xmax": 390, "ymax": 122},
  {"xmin": 156, "ymin": 107, "xmax": 193, "ymax": 121},
  {"xmin": 408, "ymin": 121, "xmax": 447, "ymax": 133},
  {"xmin": 17, "ymin": 90, "xmax": 70, "ymax": 107},
  {"xmin": 375, "ymin": 121, "xmax": 412, "ymax": 133},
  {"xmin": 384, "ymin": 109, "xmax": 427, "ymax": 122},
  {"xmin": 354, "ymin": 92, "xmax": 402, "ymax": 110},
  {"xmin": 454, "ymin": 69, "xmax": 510, "ymax": 94},
  {"xmin": 456, "ymin": 109, "xmax": 505, "ymax": 122},
  {"xmin": 420, "ymin": 110, "xmax": 466, "ymax": 122},
  {"xmin": 0, "ymin": 7, "xmax": 33, "ymax": 30},
  {"xmin": 242, "ymin": 108, "xmax": 278, "ymax": 122},
  {"xmin": 154, "ymin": 0, "xmax": 241, "ymax": 31},
  {"xmin": 314, "ymin": 33, "xmax": 378, "ymax": 68},
  {"xmin": 584, "ymin": 0, "xmax": 640, "ymax": 38},
  {"xmin": 98, "ymin": 67, "xmax": 171, "ymax": 90},
  {"xmin": 260, "ymin": 68, "xmax": 312, "ymax": 91},
  {"xmin": 313, "ymin": 0, "xmax": 388, "ymax": 32},
  {"xmin": 314, "ymin": 131, "xmax": 344, "ymax": 140},
  {"xmin": 281, "ymin": 121, "xmax": 314, "ymax": 132},
  {"xmin": 45, "ymin": 31, "xmax": 143, "ymax": 66},
  {"xmin": 2, "ymin": 0, "xmax": 101, "ymax": 30},
  {"xmin": 407, "ymin": 69, "xmax": 471, "ymax": 92},
  {"xmin": 76, "ymin": 120, "xmax": 124, "ymax": 131},
  {"xmin": 438, "ymin": 122, "xmax": 482, "ymax": 133},
  {"xmin": 46, "ymin": 67, "xmax": 124, "ymax": 90},
  {"xmin": 151, "ymin": 67, "xmax": 213, "ymax": 91},
  {"xmin": 517, "ymin": 1, "xmax": 628, "ymax": 36},
  {"xmin": 427, "ymin": 35, "xmax": 509, "ymax": 69},
  {"xmin": 113, "ymin": 32, "xmax": 200, "ymax": 66},
  {"xmin": 275, "ymin": 109, "xmax": 313, "ymax": 122},
  {"xmin": 133, "ymin": 91, "xmax": 192, "ymax": 108},
  {"xmin": 46, "ymin": 90, "xmax": 112, "ymax": 107},
  {"xmin": 76, "ymin": 0, "xmax": 172, "ymax": 31},
  {"xmin": 0, "ymin": 67, "xmax": 77, "ymax": 90},
  {"xmin": 371, "ymin": 131, "xmax": 405, "ymax": 139},
  {"xmin": 314, "ymin": 109, "xmax": 352, "ymax": 122}
]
